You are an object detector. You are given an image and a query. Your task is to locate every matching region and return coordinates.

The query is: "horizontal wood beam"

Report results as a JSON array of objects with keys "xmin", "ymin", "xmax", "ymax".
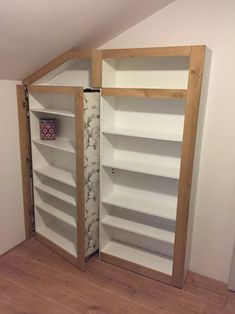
[
  {"xmin": 101, "ymin": 88, "xmax": 187, "ymax": 99},
  {"xmin": 101, "ymin": 46, "xmax": 192, "ymax": 59}
]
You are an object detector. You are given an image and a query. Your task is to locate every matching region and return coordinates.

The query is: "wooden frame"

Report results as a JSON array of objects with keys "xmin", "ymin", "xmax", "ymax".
[
  {"xmin": 18, "ymin": 44, "xmax": 205, "ymax": 287},
  {"xmin": 17, "ymin": 85, "xmax": 33, "ymax": 239},
  {"xmin": 171, "ymin": 45, "xmax": 205, "ymax": 288},
  {"xmin": 99, "ymin": 45, "xmax": 206, "ymax": 288},
  {"xmin": 74, "ymin": 87, "xmax": 86, "ymax": 270},
  {"xmin": 101, "ymin": 87, "xmax": 187, "ymax": 99}
]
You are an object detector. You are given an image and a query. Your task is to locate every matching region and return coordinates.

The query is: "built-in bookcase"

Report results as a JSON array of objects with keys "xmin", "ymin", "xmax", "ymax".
[
  {"xmin": 28, "ymin": 85, "xmax": 78, "ymax": 261},
  {"xmin": 26, "ymin": 84, "xmax": 100, "ymax": 269},
  {"xmin": 99, "ymin": 46, "xmax": 205, "ymax": 287},
  {"xmin": 17, "ymin": 50, "xmax": 100, "ymax": 270},
  {"xmin": 17, "ymin": 45, "xmax": 206, "ymax": 288}
]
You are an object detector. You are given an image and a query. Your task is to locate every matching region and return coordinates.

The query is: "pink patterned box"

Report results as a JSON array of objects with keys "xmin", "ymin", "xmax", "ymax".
[{"xmin": 40, "ymin": 118, "xmax": 56, "ymax": 140}]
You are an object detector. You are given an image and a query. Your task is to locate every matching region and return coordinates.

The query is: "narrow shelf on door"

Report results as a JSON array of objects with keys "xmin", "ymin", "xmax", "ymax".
[
  {"xmin": 31, "ymin": 108, "xmax": 75, "ymax": 117},
  {"xmin": 34, "ymin": 165, "xmax": 76, "ymax": 187},
  {"xmin": 102, "ymin": 215, "xmax": 175, "ymax": 244},
  {"xmin": 101, "ymin": 192, "xmax": 177, "ymax": 222},
  {"xmin": 102, "ymin": 127, "xmax": 182, "ymax": 142},
  {"xmin": 35, "ymin": 183, "xmax": 76, "ymax": 207},
  {"xmin": 36, "ymin": 226, "xmax": 77, "ymax": 257},
  {"xmin": 101, "ymin": 240, "xmax": 173, "ymax": 275},
  {"xmin": 32, "ymin": 138, "xmax": 75, "ymax": 153},
  {"xmin": 102, "ymin": 158, "xmax": 180, "ymax": 179},
  {"xmin": 35, "ymin": 200, "xmax": 76, "ymax": 228}
]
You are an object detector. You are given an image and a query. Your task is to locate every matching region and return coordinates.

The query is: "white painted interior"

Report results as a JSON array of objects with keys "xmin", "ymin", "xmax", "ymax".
[
  {"xmin": 0, "ymin": 0, "xmax": 175, "ymax": 80},
  {"xmin": 102, "ymin": 57, "xmax": 189, "ymax": 88},
  {"xmin": 35, "ymin": 60, "xmax": 92, "ymax": 87},
  {"xmin": 99, "ymin": 61, "xmax": 184, "ymax": 276},
  {"xmin": 101, "ymin": 0, "xmax": 235, "ymax": 283},
  {"xmin": 0, "ymin": 80, "xmax": 25, "ymax": 255}
]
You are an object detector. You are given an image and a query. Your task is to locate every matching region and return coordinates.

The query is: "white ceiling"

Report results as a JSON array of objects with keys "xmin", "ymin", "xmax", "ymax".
[{"xmin": 0, "ymin": 0, "xmax": 174, "ymax": 80}]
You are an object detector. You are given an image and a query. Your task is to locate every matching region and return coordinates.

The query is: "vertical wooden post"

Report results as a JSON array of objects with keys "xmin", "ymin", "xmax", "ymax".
[
  {"xmin": 16, "ymin": 85, "xmax": 33, "ymax": 239},
  {"xmin": 92, "ymin": 49, "xmax": 102, "ymax": 88},
  {"xmin": 75, "ymin": 87, "xmax": 86, "ymax": 270},
  {"xmin": 171, "ymin": 46, "xmax": 206, "ymax": 287}
]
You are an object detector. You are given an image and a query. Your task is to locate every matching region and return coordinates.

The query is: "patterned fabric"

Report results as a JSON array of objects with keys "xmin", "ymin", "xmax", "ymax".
[
  {"xmin": 40, "ymin": 118, "xmax": 56, "ymax": 140},
  {"xmin": 83, "ymin": 92, "xmax": 100, "ymax": 257}
]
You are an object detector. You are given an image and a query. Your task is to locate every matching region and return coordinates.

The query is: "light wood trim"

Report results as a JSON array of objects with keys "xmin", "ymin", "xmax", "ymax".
[
  {"xmin": 101, "ymin": 46, "xmax": 191, "ymax": 59},
  {"xmin": 17, "ymin": 85, "xmax": 33, "ymax": 239},
  {"xmin": 35, "ymin": 232, "xmax": 78, "ymax": 266},
  {"xmin": 23, "ymin": 51, "xmax": 71, "ymax": 85},
  {"xmin": 75, "ymin": 87, "xmax": 86, "ymax": 271},
  {"xmin": 101, "ymin": 87, "xmax": 187, "ymax": 99},
  {"xmin": 172, "ymin": 45, "xmax": 206, "ymax": 288},
  {"xmin": 68, "ymin": 48, "xmax": 92, "ymax": 59},
  {"xmin": 28, "ymin": 85, "xmax": 76, "ymax": 95},
  {"xmin": 92, "ymin": 50, "xmax": 102, "ymax": 88},
  {"xmin": 23, "ymin": 49, "xmax": 92, "ymax": 85},
  {"xmin": 100, "ymin": 252, "xmax": 172, "ymax": 285}
]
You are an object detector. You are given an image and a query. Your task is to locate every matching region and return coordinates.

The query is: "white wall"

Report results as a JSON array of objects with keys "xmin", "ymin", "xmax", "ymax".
[
  {"xmin": 101, "ymin": 0, "xmax": 235, "ymax": 283},
  {"xmin": 0, "ymin": 80, "xmax": 25, "ymax": 255}
]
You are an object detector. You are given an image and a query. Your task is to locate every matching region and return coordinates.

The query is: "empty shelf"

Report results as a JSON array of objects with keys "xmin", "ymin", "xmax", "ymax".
[
  {"xmin": 101, "ymin": 241, "xmax": 173, "ymax": 275},
  {"xmin": 31, "ymin": 108, "xmax": 75, "ymax": 117},
  {"xmin": 32, "ymin": 138, "xmax": 75, "ymax": 153},
  {"xmin": 35, "ymin": 183, "xmax": 76, "ymax": 207},
  {"xmin": 102, "ymin": 215, "xmax": 174, "ymax": 244},
  {"xmin": 102, "ymin": 158, "xmax": 180, "ymax": 179},
  {"xmin": 35, "ymin": 201, "xmax": 76, "ymax": 227},
  {"xmin": 34, "ymin": 166, "xmax": 76, "ymax": 187},
  {"xmin": 36, "ymin": 225, "xmax": 77, "ymax": 257},
  {"xmin": 102, "ymin": 192, "xmax": 177, "ymax": 222},
  {"xmin": 102, "ymin": 127, "xmax": 182, "ymax": 142}
]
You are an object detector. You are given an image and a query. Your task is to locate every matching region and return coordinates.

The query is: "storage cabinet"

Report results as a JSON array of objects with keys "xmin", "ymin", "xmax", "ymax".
[
  {"xmin": 99, "ymin": 46, "xmax": 205, "ymax": 287},
  {"xmin": 17, "ymin": 50, "xmax": 100, "ymax": 269},
  {"xmin": 18, "ymin": 45, "xmax": 205, "ymax": 287}
]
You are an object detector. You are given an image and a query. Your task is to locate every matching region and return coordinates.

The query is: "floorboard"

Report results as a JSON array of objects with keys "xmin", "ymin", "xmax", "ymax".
[{"xmin": 0, "ymin": 239, "xmax": 234, "ymax": 314}]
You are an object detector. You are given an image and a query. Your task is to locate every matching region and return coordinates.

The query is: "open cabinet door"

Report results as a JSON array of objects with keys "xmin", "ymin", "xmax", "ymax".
[
  {"xmin": 25, "ymin": 85, "xmax": 86, "ymax": 270},
  {"xmin": 17, "ymin": 85, "xmax": 34, "ymax": 239}
]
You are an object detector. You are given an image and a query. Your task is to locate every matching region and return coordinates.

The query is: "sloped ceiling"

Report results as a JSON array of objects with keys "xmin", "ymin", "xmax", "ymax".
[{"xmin": 0, "ymin": 0, "xmax": 175, "ymax": 80}]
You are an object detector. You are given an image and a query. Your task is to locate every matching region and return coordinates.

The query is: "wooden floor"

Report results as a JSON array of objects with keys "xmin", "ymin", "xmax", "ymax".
[{"xmin": 0, "ymin": 239, "xmax": 234, "ymax": 314}]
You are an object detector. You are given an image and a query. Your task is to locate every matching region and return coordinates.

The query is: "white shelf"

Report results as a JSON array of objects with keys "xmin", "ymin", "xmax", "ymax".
[
  {"xmin": 35, "ymin": 200, "xmax": 76, "ymax": 228},
  {"xmin": 34, "ymin": 165, "xmax": 76, "ymax": 187},
  {"xmin": 32, "ymin": 138, "xmax": 75, "ymax": 153},
  {"xmin": 102, "ymin": 158, "xmax": 180, "ymax": 179},
  {"xmin": 35, "ymin": 183, "xmax": 76, "ymax": 207},
  {"xmin": 101, "ymin": 192, "xmax": 177, "ymax": 222},
  {"xmin": 36, "ymin": 225, "xmax": 77, "ymax": 256},
  {"xmin": 102, "ymin": 127, "xmax": 182, "ymax": 142},
  {"xmin": 101, "ymin": 241, "xmax": 173, "ymax": 275},
  {"xmin": 102, "ymin": 215, "xmax": 174, "ymax": 244},
  {"xmin": 31, "ymin": 108, "xmax": 75, "ymax": 117}
]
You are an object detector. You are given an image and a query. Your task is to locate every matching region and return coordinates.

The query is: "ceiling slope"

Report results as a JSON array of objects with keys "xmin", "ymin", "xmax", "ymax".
[{"xmin": 0, "ymin": 0, "xmax": 175, "ymax": 80}]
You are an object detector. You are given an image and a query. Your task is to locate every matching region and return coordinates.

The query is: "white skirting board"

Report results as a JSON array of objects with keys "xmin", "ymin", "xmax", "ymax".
[{"xmin": 228, "ymin": 239, "xmax": 235, "ymax": 291}]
